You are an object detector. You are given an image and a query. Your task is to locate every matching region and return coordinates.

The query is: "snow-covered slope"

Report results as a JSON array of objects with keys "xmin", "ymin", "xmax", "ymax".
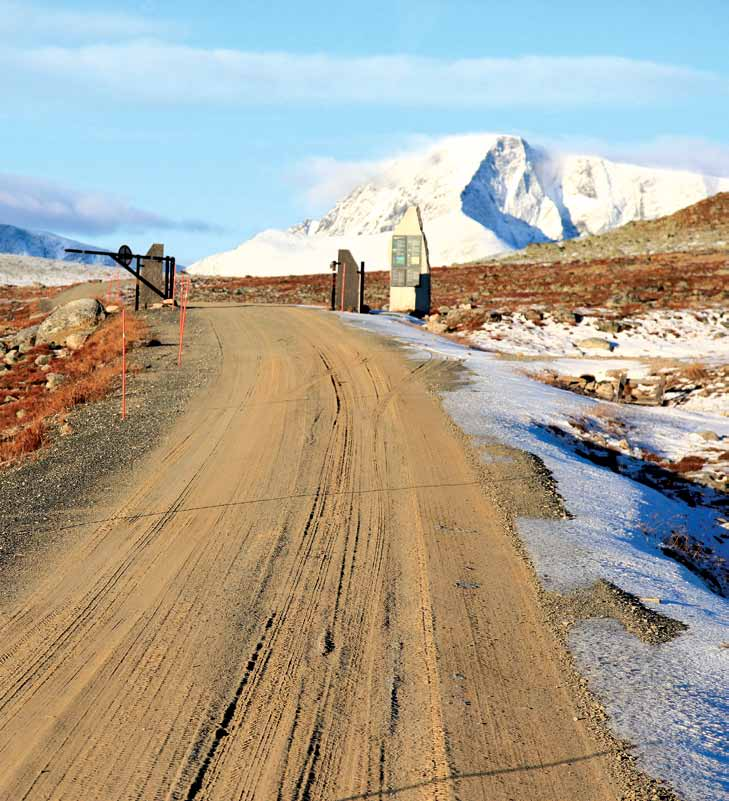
[
  {"xmin": 189, "ymin": 134, "xmax": 729, "ymax": 277},
  {"xmin": 0, "ymin": 224, "xmax": 114, "ymax": 266},
  {"xmin": 0, "ymin": 253, "xmax": 124, "ymax": 286}
]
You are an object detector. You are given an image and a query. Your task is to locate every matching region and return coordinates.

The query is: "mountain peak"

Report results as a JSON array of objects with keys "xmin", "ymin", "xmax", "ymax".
[{"xmin": 189, "ymin": 134, "xmax": 729, "ymax": 278}]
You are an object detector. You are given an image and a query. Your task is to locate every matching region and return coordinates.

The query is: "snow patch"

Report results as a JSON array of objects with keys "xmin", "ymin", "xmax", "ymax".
[{"xmin": 344, "ymin": 312, "xmax": 729, "ymax": 801}]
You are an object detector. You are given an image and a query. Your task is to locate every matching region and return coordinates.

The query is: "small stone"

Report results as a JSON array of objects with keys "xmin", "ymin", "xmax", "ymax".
[
  {"xmin": 698, "ymin": 430, "xmax": 720, "ymax": 441},
  {"xmin": 34, "ymin": 354, "xmax": 52, "ymax": 366},
  {"xmin": 45, "ymin": 372, "xmax": 68, "ymax": 391}
]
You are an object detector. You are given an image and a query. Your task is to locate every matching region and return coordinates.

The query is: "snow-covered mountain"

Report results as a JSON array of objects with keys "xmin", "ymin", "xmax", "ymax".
[
  {"xmin": 0, "ymin": 224, "xmax": 114, "ymax": 266},
  {"xmin": 189, "ymin": 134, "xmax": 729, "ymax": 277}
]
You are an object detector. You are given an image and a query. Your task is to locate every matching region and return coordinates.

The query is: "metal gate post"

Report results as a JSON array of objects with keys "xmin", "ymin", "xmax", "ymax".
[
  {"xmin": 330, "ymin": 261, "xmax": 337, "ymax": 310},
  {"xmin": 134, "ymin": 256, "xmax": 141, "ymax": 311}
]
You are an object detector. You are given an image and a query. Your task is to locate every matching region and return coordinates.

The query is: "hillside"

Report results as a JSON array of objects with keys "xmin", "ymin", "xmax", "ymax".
[
  {"xmin": 189, "ymin": 134, "xmax": 729, "ymax": 277},
  {"xmin": 500, "ymin": 192, "xmax": 729, "ymax": 264},
  {"xmin": 0, "ymin": 253, "xmax": 123, "ymax": 286}
]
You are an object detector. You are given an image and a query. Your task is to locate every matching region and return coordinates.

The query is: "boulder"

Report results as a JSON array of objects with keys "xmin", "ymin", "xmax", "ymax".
[
  {"xmin": 426, "ymin": 320, "xmax": 448, "ymax": 335},
  {"xmin": 36, "ymin": 299, "xmax": 105, "ymax": 348},
  {"xmin": 524, "ymin": 309, "xmax": 543, "ymax": 323},
  {"xmin": 65, "ymin": 332, "xmax": 90, "ymax": 351},
  {"xmin": 553, "ymin": 310, "xmax": 582, "ymax": 326},
  {"xmin": 577, "ymin": 337, "xmax": 614, "ymax": 352},
  {"xmin": 595, "ymin": 381, "xmax": 618, "ymax": 400},
  {"xmin": 699, "ymin": 430, "xmax": 720, "ymax": 442},
  {"xmin": 595, "ymin": 319, "xmax": 623, "ymax": 334},
  {"xmin": 11, "ymin": 324, "xmax": 39, "ymax": 349},
  {"xmin": 3, "ymin": 350, "xmax": 20, "ymax": 366}
]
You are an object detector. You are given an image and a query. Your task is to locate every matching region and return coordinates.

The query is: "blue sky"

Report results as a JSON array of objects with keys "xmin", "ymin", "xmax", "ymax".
[{"xmin": 1, "ymin": 0, "xmax": 728, "ymax": 263}]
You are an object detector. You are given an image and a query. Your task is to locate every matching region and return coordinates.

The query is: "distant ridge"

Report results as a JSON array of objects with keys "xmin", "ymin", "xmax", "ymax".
[{"xmin": 0, "ymin": 224, "xmax": 114, "ymax": 266}]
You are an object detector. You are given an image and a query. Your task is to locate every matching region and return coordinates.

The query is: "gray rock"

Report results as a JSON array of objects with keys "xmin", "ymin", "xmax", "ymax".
[
  {"xmin": 595, "ymin": 381, "xmax": 618, "ymax": 400},
  {"xmin": 45, "ymin": 372, "xmax": 68, "ymax": 391},
  {"xmin": 553, "ymin": 310, "xmax": 583, "ymax": 326},
  {"xmin": 65, "ymin": 332, "xmax": 89, "ymax": 351},
  {"xmin": 577, "ymin": 337, "xmax": 614, "ymax": 352},
  {"xmin": 34, "ymin": 354, "xmax": 52, "ymax": 366},
  {"xmin": 36, "ymin": 298, "xmax": 105, "ymax": 348},
  {"xmin": 11, "ymin": 324, "xmax": 39, "ymax": 348}
]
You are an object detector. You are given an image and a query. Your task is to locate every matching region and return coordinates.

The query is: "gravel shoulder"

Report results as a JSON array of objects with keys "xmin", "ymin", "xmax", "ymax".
[{"xmin": 0, "ymin": 305, "xmax": 218, "ymax": 597}]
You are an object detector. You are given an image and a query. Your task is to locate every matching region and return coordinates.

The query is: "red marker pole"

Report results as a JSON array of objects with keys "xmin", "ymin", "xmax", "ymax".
[
  {"xmin": 177, "ymin": 277, "xmax": 190, "ymax": 367},
  {"xmin": 121, "ymin": 307, "xmax": 127, "ymax": 420}
]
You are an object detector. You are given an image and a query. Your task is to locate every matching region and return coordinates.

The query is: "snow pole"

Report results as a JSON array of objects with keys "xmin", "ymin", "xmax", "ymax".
[
  {"xmin": 177, "ymin": 276, "xmax": 190, "ymax": 367},
  {"xmin": 121, "ymin": 307, "xmax": 127, "ymax": 420}
]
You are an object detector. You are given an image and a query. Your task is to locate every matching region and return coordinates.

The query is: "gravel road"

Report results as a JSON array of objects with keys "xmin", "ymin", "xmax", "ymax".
[{"xmin": 0, "ymin": 303, "xmax": 679, "ymax": 800}]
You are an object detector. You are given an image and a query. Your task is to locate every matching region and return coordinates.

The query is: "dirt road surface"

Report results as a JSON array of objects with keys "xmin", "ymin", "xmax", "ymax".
[{"xmin": 0, "ymin": 306, "xmax": 621, "ymax": 801}]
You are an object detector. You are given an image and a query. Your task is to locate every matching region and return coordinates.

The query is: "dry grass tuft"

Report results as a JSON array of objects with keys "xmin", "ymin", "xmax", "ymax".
[
  {"xmin": 680, "ymin": 362, "xmax": 710, "ymax": 383},
  {"xmin": 672, "ymin": 455, "xmax": 707, "ymax": 474},
  {"xmin": 0, "ymin": 312, "xmax": 148, "ymax": 464}
]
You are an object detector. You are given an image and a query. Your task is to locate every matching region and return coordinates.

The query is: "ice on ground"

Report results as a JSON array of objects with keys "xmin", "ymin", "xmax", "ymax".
[{"xmin": 345, "ymin": 311, "xmax": 729, "ymax": 801}]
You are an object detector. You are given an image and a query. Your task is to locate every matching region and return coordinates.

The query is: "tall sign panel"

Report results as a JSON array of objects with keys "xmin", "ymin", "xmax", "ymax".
[{"xmin": 389, "ymin": 207, "xmax": 430, "ymax": 315}]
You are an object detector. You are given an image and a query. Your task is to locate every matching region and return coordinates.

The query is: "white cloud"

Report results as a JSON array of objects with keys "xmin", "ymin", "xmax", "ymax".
[
  {"xmin": 530, "ymin": 133, "xmax": 729, "ymax": 178},
  {"xmin": 0, "ymin": 1, "xmax": 177, "ymax": 42},
  {"xmin": 0, "ymin": 173, "xmax": 218, "ymax": 236},
  {"xmin": 2, "ymin": 42, "xmax": 726, "ymax": 108}
]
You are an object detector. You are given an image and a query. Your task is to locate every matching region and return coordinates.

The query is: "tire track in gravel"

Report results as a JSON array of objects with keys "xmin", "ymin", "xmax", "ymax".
[{"xmin": 0, "ymin": 305, "xmax": 623, "ymax": 801}]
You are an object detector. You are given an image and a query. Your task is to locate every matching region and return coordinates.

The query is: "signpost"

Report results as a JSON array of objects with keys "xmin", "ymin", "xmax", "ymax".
[{"xmin": 389, "ymin": 206, "xmax": 430, "ymax": 316}]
